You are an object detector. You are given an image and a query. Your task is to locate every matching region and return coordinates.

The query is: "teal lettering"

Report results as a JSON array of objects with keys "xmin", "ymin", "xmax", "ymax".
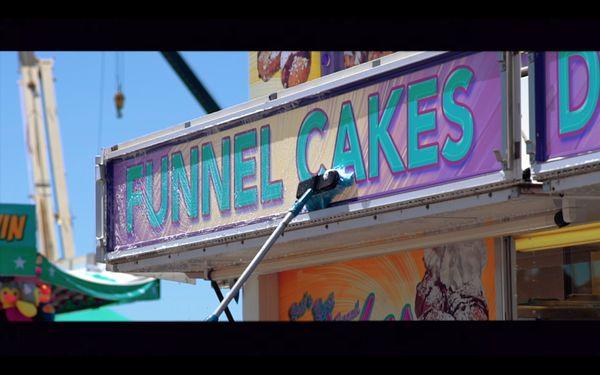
[
  {"xmin": 234, "ymin": 131, "xmax": 258, "ymax": 209},
  {"xmin": 171, "ymin": 149, "xmax": 199, "ymax": 222},
  {"xmin": 202, "ymin": 138, "xmax": 231, "ymax": 216},
  {"xmin": 144, "ymin": 157, "xmax": 168, "ymax": 228},
  {"xmin": 126, "ymin": 164, "xmax": 144, "ymax": 233},
  {"xmin": 408, "ymin": 77, "xmax": 438, "ymax": 169},
  {"xmin": 368, "ymin": 88, "xmax": 406, "ymax": 178},
  {"xmin": 260, "ymin": 126, "xmax": 283, "ymax": 203},
  {"xmin": 559, "ymin": 51, "xmax": 600, "ymax": 135},
  {"xmin": 442, "ymin": 68, "xmax": 474, "ymax": 162},
  {"xmin": 332, "ymin": 102, "xmax": 366, "ymax": 180},
  {"xmin": 296, "ymin": 110, "xmax": 328, "ymax": 181}
]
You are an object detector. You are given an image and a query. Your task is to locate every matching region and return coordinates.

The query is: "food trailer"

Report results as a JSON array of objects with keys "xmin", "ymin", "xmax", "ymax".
[
  {"xmin": 96, "ymin": 51, "xmax": 600, "ymax": 321},
  {"xmin": 511, "ymin": 52, "xmax": 600, "ymax": 320}
]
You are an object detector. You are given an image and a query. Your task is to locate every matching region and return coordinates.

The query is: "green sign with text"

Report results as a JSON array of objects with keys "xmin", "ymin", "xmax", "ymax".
[{"xmin": 0, "ymin": 204, "xmax": 36, "ymax": 250}]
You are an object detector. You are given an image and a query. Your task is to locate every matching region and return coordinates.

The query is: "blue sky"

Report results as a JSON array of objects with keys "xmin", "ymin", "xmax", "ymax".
[{"xmin": 0, "ymin": 51, "xmax": 249, "ymax": 320}]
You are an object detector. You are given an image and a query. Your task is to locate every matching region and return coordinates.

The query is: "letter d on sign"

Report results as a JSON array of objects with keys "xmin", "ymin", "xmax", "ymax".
[{"xmin": 558, "ymin": 52, "xmax": 600, "ymax": 135}]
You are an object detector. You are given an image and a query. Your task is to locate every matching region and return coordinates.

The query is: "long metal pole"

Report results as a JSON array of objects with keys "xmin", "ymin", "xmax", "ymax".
[
  {"xmin": 207, "ymin": 189, "xmax": 313, "ymax": 321},
  {"xmin": 160, "ymin": 51, "xmax": 221, "ymax": 114},
  {"xmin": 207, "ymin": 210, "xmax": 295, "ymax": 321}
]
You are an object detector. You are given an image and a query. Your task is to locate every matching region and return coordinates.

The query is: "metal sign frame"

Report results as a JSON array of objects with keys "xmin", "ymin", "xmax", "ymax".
[{"xmin": 97, "ymin": 51, "xmax": 523, "ymax": 267}]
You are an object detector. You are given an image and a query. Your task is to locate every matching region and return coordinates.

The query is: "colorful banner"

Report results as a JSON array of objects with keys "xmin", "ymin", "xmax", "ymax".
[
  {"xmin": 542, "ymin": 52, "xmax": 600, "ymax": 160},
  {"xmin": 0, "ymin": 245, "xmax": 160, "ymax": 322},
  {"xmin": 279, "ymin": 239, "xmax": 497, "ymax": 321},
  {"xmin": 0, "ymin": 204, "xmax": 36, "ymax": 251},
  {"xmin": 108, "ymin": 52, "xmax": 505, "ymax": 252},
  {"xmin": 250, "ymin": 51, "xmax": 395, "ymax": 99}
]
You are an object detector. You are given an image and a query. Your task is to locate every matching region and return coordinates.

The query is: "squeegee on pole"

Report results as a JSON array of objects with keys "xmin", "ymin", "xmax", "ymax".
[{"xmin": 206, "ymin": 168, "xmax": 354, "ymax": 322}]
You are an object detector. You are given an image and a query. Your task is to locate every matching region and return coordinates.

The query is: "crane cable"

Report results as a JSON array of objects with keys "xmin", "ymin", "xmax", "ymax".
[{"xmin": 96, "ymin": 52, "xmax": 105, "ymax": 153}]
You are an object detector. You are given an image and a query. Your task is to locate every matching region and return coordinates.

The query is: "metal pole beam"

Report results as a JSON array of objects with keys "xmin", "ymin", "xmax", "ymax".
[
  {"xmin": 160, "ymin": 51, "xmax": 221, "ymax": 114},
  {"xmin": 207, "ymin": 210, "xmax": 296, "ymax": 321},
  {"xmin": 206, "ymin": 188, "xmax": 314, "ymax": 321},
  {"xmin": 210, "ymin": 280, "xmax": 235, "ymax": 322}
]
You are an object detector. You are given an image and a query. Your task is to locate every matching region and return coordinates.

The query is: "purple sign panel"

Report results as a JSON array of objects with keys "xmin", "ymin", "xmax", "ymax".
[
  {"xmin": 107, "ymin": 52, "xmax": 505, "ymax": 252},
  {"xmin": 543, "ymin": 52, "xmax": 600, "ymax": 160}
]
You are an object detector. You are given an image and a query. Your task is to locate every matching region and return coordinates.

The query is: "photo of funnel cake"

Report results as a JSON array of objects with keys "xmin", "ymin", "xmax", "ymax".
[
  {"xmin": 343, "ymin": 51, "xmax": 368, "ymax": 69},
  {"xmin": 415, "ymin": 240, "xmax": 489, "ymax": 320},
  {"xmin": 257, "ymin": 51, "xmax": 281, "ymax": 82},
  {"xmin": 256, "ymin": 51, "xmax": 312, "ymax": 88},
  {"xmin": 251, "ymin": 51, "xmax": 330, "ymax": 100},
  {"xmin": 280, "ymin": 51, "xmax": 311, "ymax": 88}
]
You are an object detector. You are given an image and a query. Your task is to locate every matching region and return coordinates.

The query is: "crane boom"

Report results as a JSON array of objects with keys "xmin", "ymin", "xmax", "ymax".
[
  {"xmin": 37, "ymin": 59, "xmax": 75, "ymax": 259},
  {"xmin": 18, "ymin": 51, "xmax": 75, "ymax": 260}
]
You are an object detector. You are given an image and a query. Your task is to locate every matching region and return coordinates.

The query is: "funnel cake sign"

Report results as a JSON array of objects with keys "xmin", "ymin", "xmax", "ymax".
[{"xmin": 107, "ymin": 52, "xmax": 505, "ymax": 252}]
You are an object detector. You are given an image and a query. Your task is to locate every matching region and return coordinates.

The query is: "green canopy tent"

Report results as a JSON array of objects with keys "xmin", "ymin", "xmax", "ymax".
[
  {"xmin": 0, "ymin": 203, "xmax": 159, "ymax": 321},
  {"xmin": 55, "ymin": 306, "xmax": 130, "ymax": 321},
  {"xmin": 0, "ymin": 247, "xmax": 160, "ymax": 320}
]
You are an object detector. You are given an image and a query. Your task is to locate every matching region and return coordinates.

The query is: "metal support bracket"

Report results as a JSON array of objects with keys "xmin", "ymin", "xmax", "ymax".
[
  {"xmin": 95, "ymin": 154, "xmax": 107, "ymax": 263},
  {"xmin": 207, "ymin": 268, "xmax": 236, "ymax": 322}
]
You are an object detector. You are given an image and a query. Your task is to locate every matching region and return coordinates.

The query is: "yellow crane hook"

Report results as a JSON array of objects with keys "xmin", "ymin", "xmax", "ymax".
[{"xmin": 114, "ymin": 89, "xmax": 125, "ymax": 118}]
